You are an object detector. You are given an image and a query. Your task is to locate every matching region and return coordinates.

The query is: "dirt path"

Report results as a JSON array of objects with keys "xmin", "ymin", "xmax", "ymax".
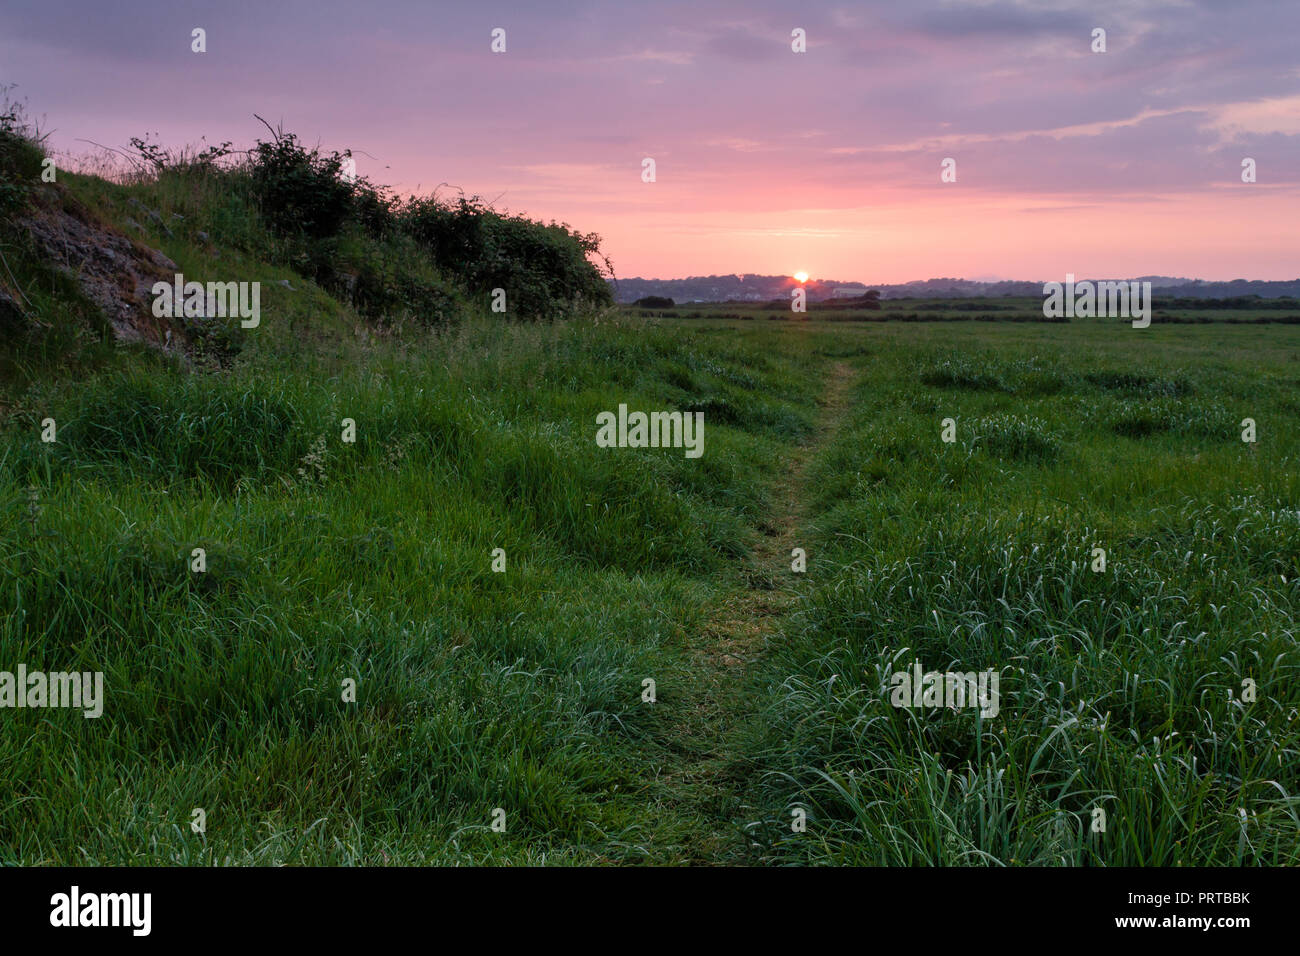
[{"xmin": 649, "ymin": 360, "xmax": 858, "ymax": 863}]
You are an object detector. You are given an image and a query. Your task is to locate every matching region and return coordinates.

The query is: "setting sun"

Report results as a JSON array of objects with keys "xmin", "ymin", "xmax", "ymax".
[{"xmin": 793, "ymin": 271, "xmax": 808, "ymax": 283}]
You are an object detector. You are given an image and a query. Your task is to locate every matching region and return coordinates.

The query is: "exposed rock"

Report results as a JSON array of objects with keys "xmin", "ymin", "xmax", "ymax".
[{"xmin": 18, "ymin": 187, "xmax": 189, "ymax": 350}]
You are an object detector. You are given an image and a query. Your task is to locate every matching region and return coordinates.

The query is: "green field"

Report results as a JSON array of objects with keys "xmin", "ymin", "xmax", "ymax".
[
  {"xmin": 628, "ymin": 296, "xmax": 1300, "ymax": 326},
  {"xmin": 3, "ymin": 304, "xmax": 1297, "ymax": 864}
]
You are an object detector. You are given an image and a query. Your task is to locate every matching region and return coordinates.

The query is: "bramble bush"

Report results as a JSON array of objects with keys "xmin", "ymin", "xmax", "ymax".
[
  {"xmin": 248, "ymin": 132, "xmax": 382, "ymax": 242},
  {"xmin": 240, "ymin": 128, "xmax": 612, "ymax": 321},
  {"xmin": 400, "ymin": 194, "xmax": 613, "ymax": 320}
]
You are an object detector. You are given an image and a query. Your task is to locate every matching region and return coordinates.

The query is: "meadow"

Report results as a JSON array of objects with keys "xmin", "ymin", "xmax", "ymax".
[
  {"xmin": 3, "ymin": 303, "xmax": 1297, "ymax": 864},
  {"xmin": 1, "ymin": 125, "xmax": 1297, "ymax": 864},
  {"xmin": 742, "ymin": 316, "xmax": 1300, "ymax": 865},
  {"xmin": 0, "ymin": 307, "xmax": 827, "ymax": 863}
]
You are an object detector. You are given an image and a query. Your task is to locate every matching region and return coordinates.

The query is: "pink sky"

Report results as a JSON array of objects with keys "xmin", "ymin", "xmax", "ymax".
[{"xmin": 3, "ymin": 0, "xmax": 1297, "ymax": 281}]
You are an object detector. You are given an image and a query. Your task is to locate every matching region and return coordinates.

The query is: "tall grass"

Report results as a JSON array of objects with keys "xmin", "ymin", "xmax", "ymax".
[
  {"xmin": 746, "ymin": 329, "xmax": 1300, "ymax": 865},
  {"xmin": 0, "ymin": 308, "xmax": 827, "ymax": 864}
]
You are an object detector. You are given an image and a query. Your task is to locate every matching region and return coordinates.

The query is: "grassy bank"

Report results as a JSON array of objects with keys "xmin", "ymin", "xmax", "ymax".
[{"xmin": 0, "ymin": 314, "xmax": 834, "ymax": 864}]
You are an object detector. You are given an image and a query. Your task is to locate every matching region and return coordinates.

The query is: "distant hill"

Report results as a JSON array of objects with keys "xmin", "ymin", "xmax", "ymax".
[
  {"xmin": 611, "ymin": 275, "xmax": 866, "ymax": 304},
  {"xmin": 610, "ymin": 274, "xmax": 1300, "ymax": 303}
]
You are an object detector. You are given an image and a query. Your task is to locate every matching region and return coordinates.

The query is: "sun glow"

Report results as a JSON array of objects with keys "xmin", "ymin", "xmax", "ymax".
[{"xmin": 793, "ymin": 271, "xmax": 809, "ymax": 283}]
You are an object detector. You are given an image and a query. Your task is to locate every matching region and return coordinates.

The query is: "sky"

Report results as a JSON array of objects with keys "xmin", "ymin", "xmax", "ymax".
[{"xmin": 2, "ymin": 0, "xmax": 1298, "ymax": 282}]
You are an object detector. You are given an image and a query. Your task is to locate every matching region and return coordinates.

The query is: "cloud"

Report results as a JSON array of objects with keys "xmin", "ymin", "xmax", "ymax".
[
  {"xmin": 4, "ymin": 0, "xmax": 1298, "ymax": 279},
  {"xmin": 1206, "ymin": 96, "xmax": 1300, "ymax": 140}
]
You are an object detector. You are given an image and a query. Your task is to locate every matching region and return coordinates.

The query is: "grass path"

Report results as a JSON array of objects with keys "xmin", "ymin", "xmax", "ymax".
[{"xmin": 646, "ymin": 360, "xmax": 858, "ymax": 863}]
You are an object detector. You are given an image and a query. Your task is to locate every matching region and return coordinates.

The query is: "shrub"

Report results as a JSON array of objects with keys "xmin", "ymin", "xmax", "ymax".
[
  {"xmin": 239, "ymin": 128, "xmax": 612, "ymax": 321},
  {"xmin": 248, "ymin": 130, "xmax": 391, "ymax": 241},
  {"xmin": 401, "ymin": 194, "xmax": 613, "ymax": 320}
]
